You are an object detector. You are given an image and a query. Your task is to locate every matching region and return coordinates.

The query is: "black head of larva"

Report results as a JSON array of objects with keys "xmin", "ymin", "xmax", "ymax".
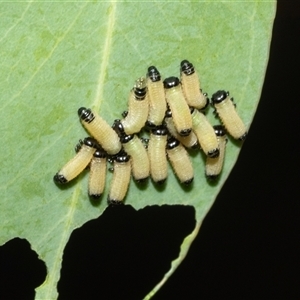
[
  {"xmin": 152, "ymin": 125, "xmax": 168, "ymax": 136},
  {"xmin": 208, "ymin": 148, "xmax": 220, "ymax": 158},
  {"xmin": 184, "ymin": 178, "xmax": 194, "ymax": 185},
  {"xmin": 239, "ymin": 132, "xmax": 248, "ymax": 141},
  {"xmin": 107, "ymin": 198, "xmax": 124, "ymax": 206},
  {"xmin": 147, "ymin": 66, "xmax": 161, "ymax": 82},
  {"xmin": 89, "ymin": 193, "xmax": 102, "ymax": 200},
  {"xmin": 213, "ymin": 125, "xmax": 226, "ymax": 137},
  {"xmin": 112, "ymin": 119, "xmax": 125, "ymax": 137},
  {"xmin": 53, "ymin": 173, "xmax": 67, "ymax": 184},
  {"xmin": 206, "ymin": 174, "xmax": 218, "ymax": 181},
  {"xmin": 120, "ymin": 133, "xmax": 134, "ymax": 144},
  {"xmin": 75, "ymin": 139, "xmax": 84, "ymax": 153},
  {"xmin": 180, "ymin": 60, "xmax": 195, "ymax": 76},
  {"xmin": 163, "ymin": 76, "xmax": 180, "ymax": 89},
  {"xmin": 145, "ymin": 120, "xmax": 158, "ymax": 130},
  {"xmin": 211, "ymin": 90, "xmax": 229, "ymax": 105},
  {"xmin": 78, "ymin": 107, "xmax": 95, "ymax": 123},
  {"xmin": 133, "ymin": 77, "xmax": 147, "ymax": 100},
  {"xmin": 156, "ymin": 179, "xmax": 166, "ymax": 185},
  {"xmin": 115, "ymin": 151, "xmax": 130, "ymax": 163},
  {"xmin": 179, "ymin": 128, "xmax": 192, "ymax": 136},
  {"xmin": 94, "ymin": 147, "xmax": 107, "ymax": 159},
  {"xmin": 135, "ymin": 177, "xmax": 149, "ymax": 184},
  {"xmin": 83, "ymin": 137, "xmax": 98, "ymax": 148},
  {"xmin": 166, "ymin": 137, "xmax": 180, "ymax": 150}
]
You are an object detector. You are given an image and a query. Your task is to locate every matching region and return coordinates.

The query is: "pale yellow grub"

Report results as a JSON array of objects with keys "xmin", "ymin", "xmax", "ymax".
[
  {"xmin": 122, "ymin": 135, "xmax": 150, "ymax": 181},
  {"xmin": 148, "ymin": 133, "xmax": 168, "ymax": 183},
  {"xmin": 167, "ymin": 143, "xmax": 194, "ymax": 184},
  {"xmin": 205, "ymin": 133, "xmax": 227, "ymax": 179},
  {"xmin": 108, "ymin": 160, "xmax": 131, "ymax": 202},
  {"xmin": 191, "ymin": 109, "xmax": 219, "ymax": 157},
  {"xmin": 181, "ymin": 72, "xmax": 207, "ymax": 109},
  {"xmin": 214, "ymin": 97, "xmax": 247, "ymax": 140},
  {"xmin": 165, "ymin": 84, "xmax": 192, "ymax": 135}
]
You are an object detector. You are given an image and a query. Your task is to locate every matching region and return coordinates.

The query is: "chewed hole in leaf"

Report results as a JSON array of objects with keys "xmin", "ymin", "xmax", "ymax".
[
  {"xmin": 0, "ymin": 238, "xmax": 47, "ymax": 299},
  {"xmin": 57, "ymin": 205, "xmax": 195, "ymax": 299}
]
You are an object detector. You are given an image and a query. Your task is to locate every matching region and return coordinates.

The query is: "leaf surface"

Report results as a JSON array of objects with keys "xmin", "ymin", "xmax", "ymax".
[{"xmin": 0, "ymin": 1, "xmax": 276, "ymax": 299}]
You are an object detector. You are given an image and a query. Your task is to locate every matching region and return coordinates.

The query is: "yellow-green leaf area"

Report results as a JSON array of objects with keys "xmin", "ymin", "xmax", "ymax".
[{"xmin": 0, "ymin": 1, "xmax": 276, "ymax": 299}]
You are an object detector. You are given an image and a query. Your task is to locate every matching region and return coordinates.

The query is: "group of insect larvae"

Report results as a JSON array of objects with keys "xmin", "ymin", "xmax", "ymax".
[{"xmin": 54, "ymin": 60, "xmax": 247, "ymax": 205}]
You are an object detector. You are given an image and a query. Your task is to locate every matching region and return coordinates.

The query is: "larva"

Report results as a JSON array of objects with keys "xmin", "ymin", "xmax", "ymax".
[
  {"xmin": 121, "ymin": 77, "xmax": 149, "ymax": 135},
  {"xmin": 180, "ymin": 59, "xmax": 209, "ymax": 110},
  {"xmin": 78, "ymin": 107, "xmax": 122, "ymax": 155},
  {"xmin": 191, "ymin": 108, "xmax": 220, "ymax": 158},
  {"xmin": 146, "ymin": 66, "xmax": 167, "ymax": 128},
  {"xmin": 54, "ymin": 137, "xmax": 98, "ymax": 184},
  {"xmin": 205, "ymin": 125, "xmax": 227, "ymax": 180},
  {"xmin": 148, "ymin": 125, "xmax": 168, "ymax": 184},
  {"xmin": 166, "ymin": 137, "xmax": 194, "ymax": 185},
  {"xmin": 113, "ymin": 119, "xmax": 149, "ymax": 182},
  {"xmin": 211, "ymin": 90, "xmax": 247, "ymax": 141},
  {"xmin": 163, "ymin": 76, "xmax": 192, "ymax": 136},
  {"xmin": 164, "ymin": 108, "xmax": 198, "ymax": 149},
  {"xmin": 88, "ymin": 147, "xmax": 107, "ymax": 199},
  {"xmin": 107, "ymin": 151, "xmax": 131, "ymax": 205}
]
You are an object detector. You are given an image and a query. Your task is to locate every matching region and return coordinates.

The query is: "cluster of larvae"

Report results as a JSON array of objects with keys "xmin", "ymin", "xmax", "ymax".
[{"xmin": 54, "ymin": 60, "xmax": 247, "ymax": 205}]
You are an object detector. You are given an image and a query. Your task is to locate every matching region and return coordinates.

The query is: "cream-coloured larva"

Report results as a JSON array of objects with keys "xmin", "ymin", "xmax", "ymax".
[
  {"xmin": 163, "ymin": 76, "xmax": 192, "ymax": 136},
  {"xmin": 205, "ymin": 125, "xmax": 227, "ymax": 180},
  {"xmin": 148, "ymin": 126, "xmax": 168, "ymax": 184},
  {"xmin": 164, "ymin": 109, "xmax": 198, "ymax": 149},
  {"xmin": 121, "ymin": 77, "xmax": 149, "ymax": 135},
  {"xmin": 166, "ymin": 137, "xmax": 194, "ymax": 185},
  {"xmin": 146, "ymin": 66, "xmax": 167, "ymax": 128},
  {"xmin": 107, "ymin": 151, "xmax": 131, "ymax": 205},
  {"xmin": 53, "ymin": 137, "xmax": 98, "ymax": 184},
  {"xmin": 211, "ymin": 90, "xmax": 247, "ymax": 141},
  {"xmin": 113, "ymin": 119, "xmax": 149, "ymax": 182},
  {"xmin": 180, "ymin": 60, "xmax": 208, "ymax": 110},
  {"xmin": 191, "ymin": 108, "xmax": 220, "ymax": 158},
  {"xmin": 78, "ymin": 107, "xmax": 122, "ymax": 155},
  {"xmin": 88, "ymin": 147, "xmax": 107, "ymax": 199}
]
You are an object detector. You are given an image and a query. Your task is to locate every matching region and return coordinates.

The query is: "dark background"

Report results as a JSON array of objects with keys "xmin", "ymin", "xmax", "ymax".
[{"xmin": 1, "ymin": 1, "xmax": 299, "ymax": 299}]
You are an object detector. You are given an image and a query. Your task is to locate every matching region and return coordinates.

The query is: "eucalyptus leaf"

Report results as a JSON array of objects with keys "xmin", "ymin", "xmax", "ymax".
[{"xmin": 0, "ymin": 1, "xmax": 276, "ymax": 299}]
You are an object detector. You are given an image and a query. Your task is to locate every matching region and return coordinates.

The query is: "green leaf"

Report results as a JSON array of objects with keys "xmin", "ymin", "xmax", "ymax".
[{"xmin": 0, "ymin": 1, "xmax": 276, "ymax": 299}]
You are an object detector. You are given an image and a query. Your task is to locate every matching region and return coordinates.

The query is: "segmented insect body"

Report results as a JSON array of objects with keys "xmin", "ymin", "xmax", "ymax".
[
  {"xmin": 148, "ymin": 126, "xmax": 168, "ymax": 184},
  {"xmin": 107, "ymin": 151, "xmax": 131, "ymax": 205},
  {"xmin": 180, "ymin": 60, "xmax": 208, "ymax": 110},
  {"xmin": 146, "ymin": 66, "xmax": 167, "ymax": 128},
  {"xmin": 121, "ymin": 77, "xmax": 149, "ymax": 135},
  {"xmin": 53, "ymin": 137, "xmax": 98, "ymax": 184},
  {"xmin": 164, "ymin": 109, "xmax": 198, "ymax": 149},
  {"xmin": 166, "ymin": 137, "xmax": 194, "ymax": 184},
  {"xmin": 211, "ymin": 90, "xmax": 247, "ymax": 141},
  {"xmin": 191, "ymin": 108, "xmax": 220, "ymax": 158},
  {"xmin": 112, "ymin": 119, "xmax": 150, "ymax": 182},
  {"xmin": 88, "ymin": 147, "xmax": 107, "ymax": 199},
  {"xmin": 120, "ymin": 133, "xmax": 150, "ymax": 183},
  {"xmin": 205, "ymin": 125, "xmax": 227, "ymax": 180},
  {"xmin": 78, "ymin": 107, "xmax": 122, "ymax": 155},
  {"xmin": 163, "ymin": 76, "xmax": 192, "ymax": 136}
]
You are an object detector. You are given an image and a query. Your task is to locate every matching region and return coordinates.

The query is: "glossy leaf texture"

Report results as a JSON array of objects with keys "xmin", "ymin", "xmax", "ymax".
[{"xmin": 0, "ymin": 1, "xmax": 276, "ymax": 299}]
